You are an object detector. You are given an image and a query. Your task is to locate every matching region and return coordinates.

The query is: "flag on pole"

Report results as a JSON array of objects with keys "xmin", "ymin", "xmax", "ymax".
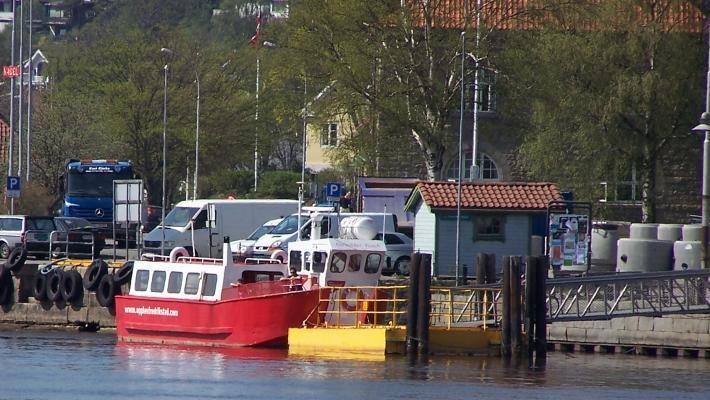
[{"xmin": 249, "ymin": 12, "xmax": 262, "ymax": 48}]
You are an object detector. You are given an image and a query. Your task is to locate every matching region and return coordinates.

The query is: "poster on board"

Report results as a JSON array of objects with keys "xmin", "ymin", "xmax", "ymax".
[{"xmin": 549, "ymin": 213, "xmax": 589, "ymax": 268}]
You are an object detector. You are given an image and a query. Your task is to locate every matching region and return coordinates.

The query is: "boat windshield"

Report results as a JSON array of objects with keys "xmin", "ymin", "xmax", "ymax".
[
  {"xmin": 270, "ymin": 215, "xmax": 308, "ymax": 235},
  {"xmin": 162, "ymin": 207, "xmax": 199, "ymax": 227}
]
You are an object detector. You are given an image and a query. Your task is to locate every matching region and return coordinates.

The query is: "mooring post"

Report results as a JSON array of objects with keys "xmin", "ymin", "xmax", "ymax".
[
  {"xmin": 501, "ymin": 256, "xmax": 511, "ymax": 357},
  {"xmin": 524, "ymin": 256, "xmax": 536, "ymax": 361},
  {"xmin": 476, "ymin": 253, "xmax": 486, "ymax": 284},
  {"xmin": 417, "ymin": 253, "xmax": 431, "ymax": 355},
  {"xmin": 406, "ymin": 252, "xmax": 421, "ymax": 354},
  {"xmin": 485, "ymin": 253, "xmax": 497, "ymax": 284},
  {"xmin": 461, "ymin": 266, "xmax": 468, "ymax": 286},
  {"xmin": 534, "ymin": 256, "xmax": 548, "ymax": 367},
  {"xmin": 510, "ymin": 256, "xmax": 522, "ymax": 355}
]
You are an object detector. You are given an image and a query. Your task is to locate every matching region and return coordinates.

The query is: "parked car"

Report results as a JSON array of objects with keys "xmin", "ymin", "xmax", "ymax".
[
  {"xmin": 230, "ymin": 218, "xmax": 283, "ymax": 259},
  {"xmin": 0, "ymin": 215, "xmax": 57, "ymax": 259},
  {"xmin": 52, "ymin": 217, "xmax": 107, "ymax": 258},
  {"xmin": 376, "ymin": 232, "xmax": 414, "ymax": 276}
]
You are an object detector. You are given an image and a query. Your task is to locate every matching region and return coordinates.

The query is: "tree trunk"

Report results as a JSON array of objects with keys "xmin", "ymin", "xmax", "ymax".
[{"xmin": 640, "ymin": 142, "xmax": 657, "ymax": 223}]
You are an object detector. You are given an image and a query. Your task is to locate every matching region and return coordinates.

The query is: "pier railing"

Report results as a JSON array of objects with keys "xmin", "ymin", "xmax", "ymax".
[
  {"xmin": 546, "ymin": 269, "xmax": 710, "ymax": 321},
  {"xmin": 314, "ymin": 285, "xmax": 502, "ymax": 329}
]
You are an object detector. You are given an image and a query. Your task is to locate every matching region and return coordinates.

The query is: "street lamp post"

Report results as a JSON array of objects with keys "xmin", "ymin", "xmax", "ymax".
[
  {"xmin": 194, "ymin": 69, "xmax": 200, "ymax": 200},
  {"xmin": 160, "ymin": 47, "xmax": 173, "ymax": 256}
]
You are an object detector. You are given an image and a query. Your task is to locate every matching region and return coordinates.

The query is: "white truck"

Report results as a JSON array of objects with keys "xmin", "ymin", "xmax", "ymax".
[{"xmin": 143, "ymin": 199, "xmax": 299, "ymax": 258}]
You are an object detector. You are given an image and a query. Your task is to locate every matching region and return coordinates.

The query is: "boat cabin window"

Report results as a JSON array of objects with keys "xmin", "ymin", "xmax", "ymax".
[
  {"xmin": 313, "ymin": 251, "xmax": 327, "ymax": 273},
  {"xmin": 185, "ymin": 272, "xmax": 201, "ymax": 295},
  {"xmin": 135, "ymin": 269, "xmax": 150, "ymax": 291},
  {"xmin": 348, "ymin": 254, "xmax": 362, "ymax": 272},
  {"xmin": 151, "ymin": 270, "xmax": 167, "ymax": 293},
  {"xmin": 167, "ymin": 271, "xmax": 183, "ymax": 293},
  {"xmin": 289, "ymin": 250, "xmax": 302, "ymax": 271},
  {"xmin": 202, "ymin": 273, "xmax": 218, "ymax": 296},
  {"xmin": 330, "ymin": 252, "xmax": 347, "ymax": 273},
  {"xmin": 365, "ymin": 253, "xmax": 381, "ymax": 274}
]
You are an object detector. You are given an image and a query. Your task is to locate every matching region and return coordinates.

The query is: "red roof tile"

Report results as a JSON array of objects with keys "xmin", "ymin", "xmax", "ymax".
[{"xmin": 411, "ymin": 181, "xmax": 562, "ymax": 210}]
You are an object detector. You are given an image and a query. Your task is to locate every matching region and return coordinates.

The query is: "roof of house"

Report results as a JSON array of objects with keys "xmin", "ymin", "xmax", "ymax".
[{"xmin": 404, "ymin": 181, "xmax": 562, "ymax": 211}]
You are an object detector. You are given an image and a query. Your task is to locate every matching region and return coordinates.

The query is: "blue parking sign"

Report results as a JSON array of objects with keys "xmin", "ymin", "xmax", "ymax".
[
  {"xmin": 6, "ymin": 175, "xmax": 20, "ymax": 198},
  {"xmin": 325, "ymin": 182, "xmax": 342, "ymax": 198}
]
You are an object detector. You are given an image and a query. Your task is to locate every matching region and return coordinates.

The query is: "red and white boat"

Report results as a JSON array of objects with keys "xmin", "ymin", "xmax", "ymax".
[{"xmin": 115, "ymin": 214, "xmax": 386, "ymax": 347}]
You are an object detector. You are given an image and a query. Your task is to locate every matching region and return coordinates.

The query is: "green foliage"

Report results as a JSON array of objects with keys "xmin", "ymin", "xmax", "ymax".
[{"xmin": 252, "ymin": 171, "xmax": 300, "ymax": 199}]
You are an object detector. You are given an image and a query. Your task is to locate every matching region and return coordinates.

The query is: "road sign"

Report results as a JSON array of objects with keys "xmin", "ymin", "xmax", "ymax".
[
  {"xmin": 325, "ymin": 182, "xmax": 342, "ymax": 202},
  {"xmin": 2, "ymin": 65, "xmax": 20, "ymax": 79},
  {"xmin": 6, "ymin": 176, "xmax": 20, "ymax": 198}
]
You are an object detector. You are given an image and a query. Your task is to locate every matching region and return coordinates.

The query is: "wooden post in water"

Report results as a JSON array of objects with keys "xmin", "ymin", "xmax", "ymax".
[
  {"xmin": 509, "ymin": 256, "xmax": 522, "ymax": 355},
  {"xmin": 485, "ymin": 253, "xmax": 497, "ymax": 284},
  {"xmin": 534, "ymin": 256, "xmax": 548, "ymax": 367},
  {"xmin": 406, "ymin": 252, "xmax": 421, "ymax": 354},
  {"xmin": 476, "ymin": 253, "xmax": 486, "ymax": 284},
  {"xmin": 501, "ymin": 256, "xmax": 511, "ymax": 357},
  {"xmin": 524, "ymin": 256, "xmax": 537, "ymax": 361},
  {"xmin": 417, "ymin": 253, "xmax": 432, "ymax": 355}
]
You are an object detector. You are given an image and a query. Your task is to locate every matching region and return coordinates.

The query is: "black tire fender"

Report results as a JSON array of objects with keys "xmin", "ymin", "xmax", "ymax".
[
  {"xmin": 33, "ymin": 272, "xmax": 49, "ymax": 302},
  {"xmin": 83, "ymin": 259, "xmax": 108, "ymax": 291},
  {"xmin": 114, "ymin": 261, "xmax": 134, "ymax": 286},
  {"xmin": 0, "ymin": 272, "xmax": 14, "ymax": 305},
  {"xmin": 7, "ymin": 247, "xmax": 27, "ymax": 273},
  {"xmin": 96, "ymin": 273, "xmax": 116, "ymax": 308},
  {"xmin": 61, "ymin": 270, "xmax": 83, "ymax": 302},
  {"xmin": 46, "ymin": 269, "xmax": 64, "ymax": 302}
]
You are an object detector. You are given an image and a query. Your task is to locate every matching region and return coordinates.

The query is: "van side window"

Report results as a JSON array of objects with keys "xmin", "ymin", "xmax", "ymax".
[
  {"xmin": 329, "ymin": 252, "xmax": 347, "ymax": 273},
  {"xmin": 135, "ymin": 270, "xmax": 150, "ymax": 291},
  {"xmin": 313, "ymin": 251, "xmax": 327, "ymax": 273},
  {"xmin": 202, "ymin": 273, "xmax": 218, "ymax": 296},
  {"xmin": 365, "ymin": 253, "xmax": 381, "ymax": 274},
  {"xmin": 192, "ymin": 210, "xmax": 207, "ymax": 230},
  {"xmin": 184, "ymin": 272, "xmax": 201, "ymax": 294},
  {"xmin": 151, "ymin": 270, "xmax": 167, "ymax": 292},
  {"xmin": 167, "ymin": 271, "xmax": 183, "ymax": 293},
  {"xmin": 3, "ymin": 218, "xmax": 22, "ymax": 231}
]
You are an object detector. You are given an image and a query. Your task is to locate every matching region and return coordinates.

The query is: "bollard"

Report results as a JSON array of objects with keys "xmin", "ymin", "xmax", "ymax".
[
  {"xmin": 406, "ymin": 252, "xmax": 421, "ymax": 354},
  {"xmin": 501, "ymin": 256, "xmax": 512, "ymax": 357},
  {"xmin": 417, "ymin": 253, "xmax": 432, "ymax": 355},
  {"xmin": 509, "ymin": 256, "xmax": 522, "ymax": 355},
  {"xmin": 524, "ymin": 256, "xmax": 537, "ymax": 361},
  {"xmin": 534, "ymin": 256, "xmax": 548, "ymax": 367},
  {"xmin": 462, "ymin": 266, "xmax": 468, "ymax": 286},
  {"xmin": 485, "ymin": 253, "xmax": 497, "ymax": 284},
  {"xmin": 476, "ymin": 253, "xmax": 486, "ymax": 284}
]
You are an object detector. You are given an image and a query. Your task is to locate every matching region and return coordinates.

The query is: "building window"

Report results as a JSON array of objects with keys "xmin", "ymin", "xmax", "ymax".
[
  {"xmin": 320, "ymin": 123, "xmax": 338, "ymax": 147},
  {"xmin": 466, "ymin": 67, "xmax": 497, "ymax": 113},
  {"xmin": 599, "ymin": 165, "xmax": 640, "ymax": 204},
  {"xmin": 448, "ymin": 153, "xmax": 499, "ymax": 181},
  {"xmin": 474, "ymin": 215, "xmax": 505, "ymax": 241}
]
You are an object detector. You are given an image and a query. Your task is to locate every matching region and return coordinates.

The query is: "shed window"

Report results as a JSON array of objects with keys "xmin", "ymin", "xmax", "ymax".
[
  {"xmin": 330, "ymin": 252, "xmax": 347, "ymax": 273},
  {"xmin": 365, "ymin": 253, "xmax": 381, "ymax": 274},
  {"xmin": 150, "ymin": 270, "xmax": 167, "ymax": 293},
  {"xmin": 474, "ymin": 215, "xmax": 505, "ymax": 241}
]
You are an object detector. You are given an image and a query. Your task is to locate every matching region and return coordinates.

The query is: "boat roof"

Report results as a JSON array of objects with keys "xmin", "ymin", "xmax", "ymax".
[
  {"xmin": 288, "ymin": 238, "xmax": 386, "ymax": 253},
  {"xmin": 175, "ymin": 199, "xmax": 300, "ymax": 207}
]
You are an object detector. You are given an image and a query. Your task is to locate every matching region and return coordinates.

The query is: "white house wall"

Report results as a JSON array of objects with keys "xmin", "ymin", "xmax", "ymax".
[
  {"xmin": 413, "ymin": 201, "xmax": 436, "ymax": 257},
  {"xmin": 434, "ymin": 212, "xmax": 531, "ymax": 277}
]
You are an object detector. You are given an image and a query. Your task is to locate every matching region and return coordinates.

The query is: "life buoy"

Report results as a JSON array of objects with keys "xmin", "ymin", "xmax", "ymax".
[
  {"xmin": 83, "ymin": 259, "xmax": 108, "ymax": 291},
  {"xmin": 46, "ymin": 269, "xmax": 64, "ymax": 303},
  {"xmin": 0, "ymin": 271, "xmax": 13, "ymax": 305},
  {"xmin": 6, "ymin": 247, "xmax": 27, "ymax": 273},
  {"xmin": 114, "ymin": 261, "xmax": 134, "ymax": 286},
  {"xmin": 96, "ymin": 274, "xmax": 116, "ymax": 307},
  {"xmin": 270, "ymin": 250, "xmax": 287, "ymax": 262},
  {"xmin": 61, "ymin": 270, "xmax": 83, "ymax": 302},
  {"xmin": 339, "ymin": 288, "xmax": 365, "ymax": 312},
  {"xmin": 169, "ymin": 247, "xmax": 190, "ymax": 262}
]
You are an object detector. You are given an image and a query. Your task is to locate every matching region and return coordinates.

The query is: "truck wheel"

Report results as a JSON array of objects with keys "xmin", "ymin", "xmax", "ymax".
[{"xmin": 0, "ymin": 242, "xmax": 10, "ymax": 259}]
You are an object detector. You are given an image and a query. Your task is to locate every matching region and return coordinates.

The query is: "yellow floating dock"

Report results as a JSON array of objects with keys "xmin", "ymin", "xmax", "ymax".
[{"xmin": 288, "ymin": 326, "xmax": 501, "ymax": 356}]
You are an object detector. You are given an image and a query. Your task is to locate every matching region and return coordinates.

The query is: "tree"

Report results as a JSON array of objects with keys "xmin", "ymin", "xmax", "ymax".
[{"xmin": 498, "ymin": 0, "xmax": 705, "ymax": 222}]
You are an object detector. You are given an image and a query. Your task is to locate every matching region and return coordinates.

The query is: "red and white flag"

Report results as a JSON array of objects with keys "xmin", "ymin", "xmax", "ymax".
[{"xmin": 249, "ymin": 12, "xmax": 262, "ymax": 48}]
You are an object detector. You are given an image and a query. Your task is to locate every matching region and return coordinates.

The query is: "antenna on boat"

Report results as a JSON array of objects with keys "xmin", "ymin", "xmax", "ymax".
[{"xmin": 382, "ymin": 204, "xmax": 387, "ymax": 243}]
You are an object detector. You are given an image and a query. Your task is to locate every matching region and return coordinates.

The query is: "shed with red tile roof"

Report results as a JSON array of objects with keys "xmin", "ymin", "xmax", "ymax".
[{"xmin": 404, "ymin": 181, "xmax": 562, "ymax": 276}]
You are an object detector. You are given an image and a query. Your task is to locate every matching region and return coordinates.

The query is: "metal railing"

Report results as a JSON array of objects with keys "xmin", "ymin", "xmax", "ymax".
[
  {"xmin": 48, "ymin": 230, "xmax": 96, "ymax": 260},
  {"xmin": 313, "ymin": 285, "xmax": 503, "ymax": 329},
  {"xmin": 546, "ymin": 269, "xmax": 710, "ymax": 321}
]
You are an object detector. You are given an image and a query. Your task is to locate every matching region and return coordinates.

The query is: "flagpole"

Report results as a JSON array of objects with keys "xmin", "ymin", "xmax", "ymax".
[{"xmin": 252, "ymin": 11, "xmax": 261, "ymax": 192}]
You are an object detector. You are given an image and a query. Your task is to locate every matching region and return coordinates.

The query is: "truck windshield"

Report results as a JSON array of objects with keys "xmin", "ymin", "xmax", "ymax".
[
  {"xmin": 67, "ymin": 170, "xmax": 133, "ymax": 197},
  {"xmin": 162, "ymin": 207, "xmax": 199, "ymax": 227},
  {"xmin": 270, "ymin": 215, "xmax": 308, "ymax": 235}
]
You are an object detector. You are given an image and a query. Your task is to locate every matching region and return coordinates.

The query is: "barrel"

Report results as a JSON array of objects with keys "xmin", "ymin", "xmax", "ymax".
[
  {"xmin": 629, "ymin": 223, "xmax": 658, "ymax": 240},
  {"xmin": 617, "ymin": 238, "xmax": 673, "ymax": 273},
  {"xmin": 657, "ymin": 224, "xmax": 683, "ymax": 241}
]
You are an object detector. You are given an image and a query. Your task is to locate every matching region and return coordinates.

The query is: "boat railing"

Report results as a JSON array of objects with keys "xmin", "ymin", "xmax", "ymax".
[
  {"xmin": 176, "ymin": 256, "xmax": 222, "ymax": 265},
  {"xmin": 312, "ymin": 286, "xmax": 503, "ymax": 330},
  {"xmin": 243, "ymin": 258, "xmax": 282, "ymax": 265},
  {"xmin": 141, "ymin": 253, "xmax": 170, "ymax": 262}
]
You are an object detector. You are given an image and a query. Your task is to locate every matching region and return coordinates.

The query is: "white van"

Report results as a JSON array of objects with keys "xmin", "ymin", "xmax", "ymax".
[
  {"xmin": 230, "ymin": 217, "xmax": 282, "ymax": 258},
  {"xmin": 252, "ymin": 212, "xmax": 397, "ymax": 260},
  {"xmin": 143, "ymin": 199, "xmax": 298, "ymax": 258}
]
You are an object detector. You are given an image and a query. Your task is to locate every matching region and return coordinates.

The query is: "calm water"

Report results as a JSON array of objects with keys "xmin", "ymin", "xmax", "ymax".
[{"xmin": 1, "ymin": 330, "xmax": 709, "ymax": 400}]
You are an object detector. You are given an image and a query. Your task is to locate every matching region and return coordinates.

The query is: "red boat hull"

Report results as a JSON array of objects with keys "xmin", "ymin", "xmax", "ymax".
[{"xmin": 115, "ymin": 288, "xmax": 320, "ymax": 348}]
